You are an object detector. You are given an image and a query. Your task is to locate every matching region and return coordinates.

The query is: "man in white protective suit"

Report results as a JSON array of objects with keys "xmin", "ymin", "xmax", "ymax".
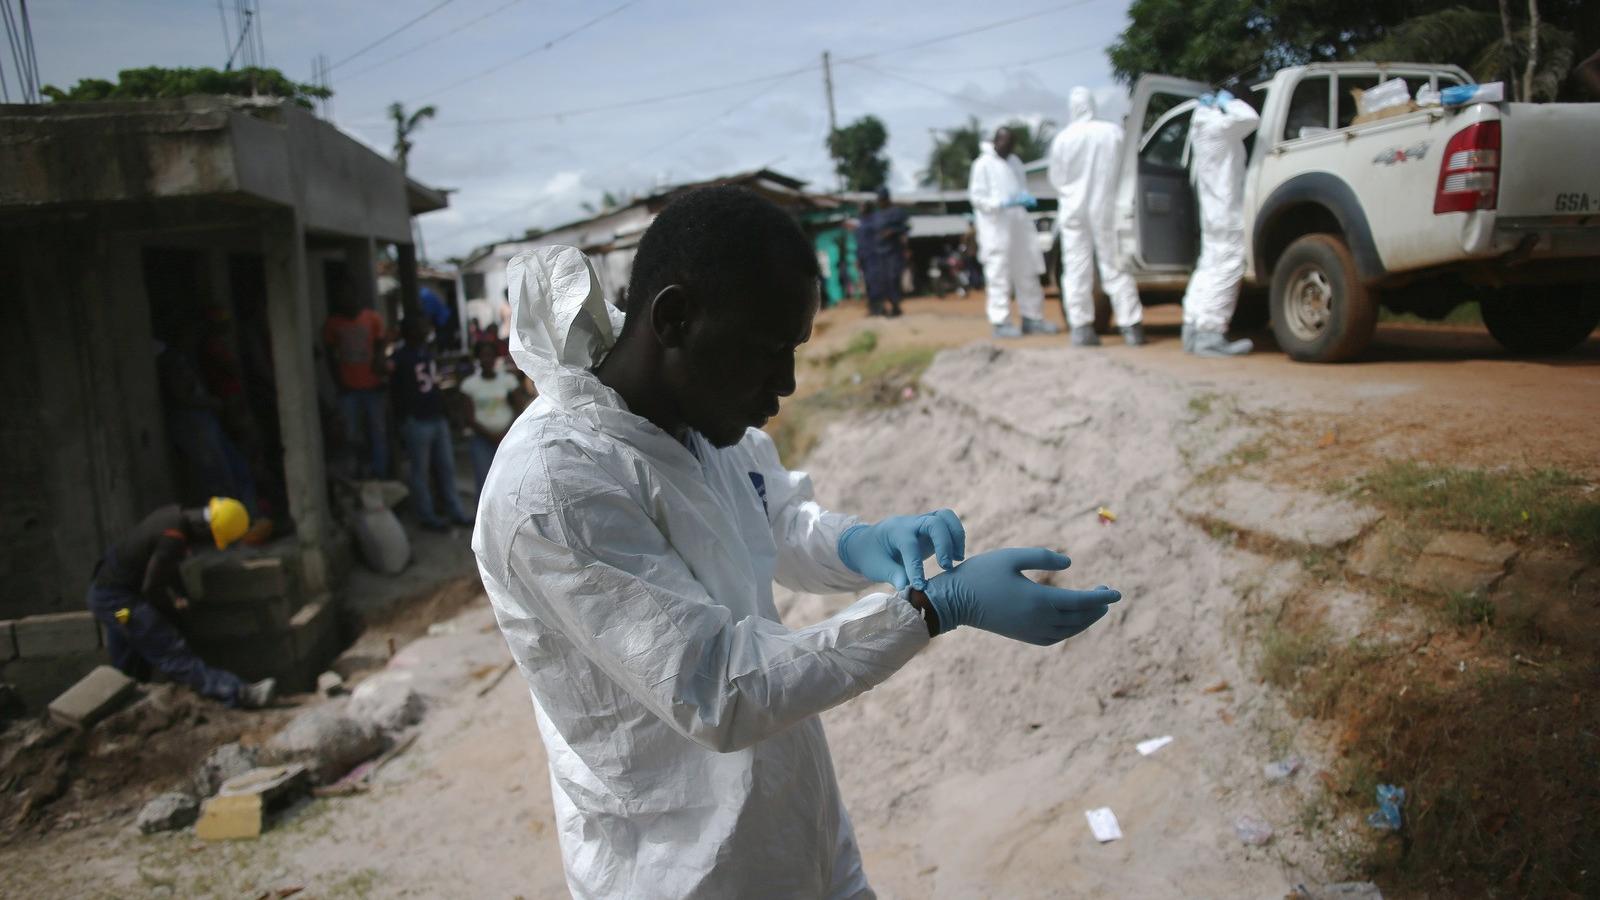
[
  {"xmin": 1048, "ymin": 86, "xmax": 1145, "ymax": 348},
  {"xmin": 473, "ymin": 186, "xmax": 1122, "ymax": 899},
  {"xmin": 968, "ymin": 126, "xmax": 1058, "ymax": 338},
  {"xmin": 1181, "ymin": 89, "xmax": 1260, "ymax": 356}
]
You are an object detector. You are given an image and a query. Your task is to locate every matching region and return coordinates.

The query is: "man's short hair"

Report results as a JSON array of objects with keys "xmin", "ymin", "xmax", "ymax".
[{"xmin": 624, "ymin": 186, "xmax": 818, "ymax": 326}]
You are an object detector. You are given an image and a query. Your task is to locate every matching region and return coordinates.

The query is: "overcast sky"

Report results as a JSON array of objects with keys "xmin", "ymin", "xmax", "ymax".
[{"xmin": 31, "ymin": 0, "xmax": 1135, "ymax": 260}]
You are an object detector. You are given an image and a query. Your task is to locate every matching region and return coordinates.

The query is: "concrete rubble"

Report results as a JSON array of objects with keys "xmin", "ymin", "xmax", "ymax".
[
  {"xmin": 1178, "ymin": 477, "xmax": 1382, "ymax": 549},
  {"xmin": 349, "ymin": 672, "xmax": 425, "ymax": 735},
  {"xmin": 195, "ymin": 764, "xmax": 310, "ymax": 841},
  {"xmin": 262, "ymin": 699, "xmax": 383, "ymax": 784},
  {"xmin": 47, "ymin": 665, "xmax": 135, "ymax": 729},
  {"xmin": 1401, "ymin": 531, "xmax": 1517, "ymax": 595},
  {"xmin": 135, "ymin": 791, "xmax": 199, "ymax": 834},
  {"xmin": 193, "ymin": 742, "xmax": 260, "ymax": 798}
]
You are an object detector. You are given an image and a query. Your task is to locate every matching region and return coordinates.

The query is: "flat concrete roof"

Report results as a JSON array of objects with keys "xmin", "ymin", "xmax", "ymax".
[{"xmin": 0, "ymin": 96, "xmax": 446, "ymax": 243}]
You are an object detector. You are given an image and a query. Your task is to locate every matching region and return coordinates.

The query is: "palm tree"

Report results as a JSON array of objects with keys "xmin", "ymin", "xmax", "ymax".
[
  {"xmin": 1357, "ymin": 2, "xmax": 1575, "ymax": 102},
  {"xmin": 389, "ymin": 101, "xmax": 437, "ymax": 173}
]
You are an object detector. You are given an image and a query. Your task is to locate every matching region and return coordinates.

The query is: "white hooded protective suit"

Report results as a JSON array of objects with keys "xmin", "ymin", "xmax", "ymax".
[
  {"xmin": 1181, "ymin": 96, "xmax": 1260, "ymax": 332},
  {"xmin": 473, "ymin": 246, "xmax": 930, "ymax": 899},
  {"xmin": 968, "ymin": 142, "xmax": 1046, "ymax": 326},
  {"xmin": 1047, "ymin": 87, "xmax": 1143, "ymax": 330}
]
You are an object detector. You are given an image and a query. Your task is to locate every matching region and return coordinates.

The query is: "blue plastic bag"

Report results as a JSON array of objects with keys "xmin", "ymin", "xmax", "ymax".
[{"xmin": 1367, "ymin": 784, "xmax": 1406, "ymax": 832}]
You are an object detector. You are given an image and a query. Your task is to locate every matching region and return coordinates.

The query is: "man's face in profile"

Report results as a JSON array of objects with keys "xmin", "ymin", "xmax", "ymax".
[{"xmin": 670, "ymin": 273, "xmax": 818, "ymax": 448}]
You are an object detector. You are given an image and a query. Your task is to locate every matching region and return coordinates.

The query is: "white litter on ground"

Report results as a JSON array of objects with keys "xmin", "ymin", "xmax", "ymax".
[
  {"xmin": 1085, "ymin": 807, "xmax": 1123, "ymax": 843},
  {"xmin": 1136, "ymin": 736, "xmax": 1174, "ymax": 756}
]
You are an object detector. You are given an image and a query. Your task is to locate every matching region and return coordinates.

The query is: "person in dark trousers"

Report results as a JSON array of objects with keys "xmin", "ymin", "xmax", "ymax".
[
  {"xmin": 853, "ymin": 198, "xmax": 883, "ymax": 316},
  {"xmin": 392, "ymin": 315, "xmax": 473, "ymax": 531},
  {"xmin": 86, "ymin": 498, "xmax": 276, "ymax": 708},
  {"xmin": 869, "ymin": 186, "xmax": 910, "ymax": 316}
]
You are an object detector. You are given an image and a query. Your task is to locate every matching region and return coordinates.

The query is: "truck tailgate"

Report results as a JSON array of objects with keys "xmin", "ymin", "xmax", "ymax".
[{"xmin": 1496, "ymin": 102, "xmax": 1600, "ymax": 218}]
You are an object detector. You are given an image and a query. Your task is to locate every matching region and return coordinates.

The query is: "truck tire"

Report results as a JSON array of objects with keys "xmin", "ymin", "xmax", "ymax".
[
  {"xmin": 1480, "ymin": 288, "xmax": 1600, "ymax": 356},
  {"xmin": 1270, "ymin": 233, "xmax": 1377, "ymax": 363}
]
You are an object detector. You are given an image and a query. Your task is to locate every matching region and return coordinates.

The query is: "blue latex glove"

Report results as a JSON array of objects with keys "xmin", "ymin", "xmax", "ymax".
[
  {"xmin": 1197, "ymin": 92, "xmax": 1218, "ymax": 108},
  {"xmin": 1017, "ymin": 191, "xmax": 1038, "ymax": 210},
  {"xmin": 838, "ymin": 509, "xmax": 966, "ymax": 591},
  {"xmin": 1215, "ymin": 89, "xmax": 1235, "ymax": 106},
  {"xmin": 923, "ymin": 548, "xmax": 1120, "ymax": 646}
]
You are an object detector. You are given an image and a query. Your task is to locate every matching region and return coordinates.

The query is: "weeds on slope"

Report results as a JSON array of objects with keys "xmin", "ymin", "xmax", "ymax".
[
  {"xmin": 767, "ymin": 339, "xmax": 936, "ymax": 464},
  {"xmin": 1252, "ymin": 460, "xmax": 1600, "ymax": 896}
]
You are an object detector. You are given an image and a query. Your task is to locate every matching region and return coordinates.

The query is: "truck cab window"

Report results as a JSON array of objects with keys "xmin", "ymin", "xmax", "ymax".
[
  {"xmin": 1140, "ymin": 106, "xmax": 1192, "ymax": 171},
  {"xmin": 1284, "ymin": 74, "xmax": 1332, "ymax": 141}
]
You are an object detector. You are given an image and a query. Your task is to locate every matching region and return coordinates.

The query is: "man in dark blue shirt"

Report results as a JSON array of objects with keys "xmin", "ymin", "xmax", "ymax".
[
  {"xmin": 392, "ymin": 316, "xmax": 472, "ymax": 530},
  {"xmin": 870, "ymin": 187, "xmax": 911, "ymax": 317}
]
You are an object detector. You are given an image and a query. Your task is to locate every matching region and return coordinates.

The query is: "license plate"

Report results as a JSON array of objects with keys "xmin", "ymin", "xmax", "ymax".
[{"xmin": 1554, "ymin": 192, "xmax": 1595, "ymax": 213}]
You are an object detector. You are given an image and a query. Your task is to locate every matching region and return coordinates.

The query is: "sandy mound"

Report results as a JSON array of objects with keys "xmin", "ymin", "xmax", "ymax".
[{"xmin": 779, "ymin": 343, "xmax": 1330, "ymax": 898}]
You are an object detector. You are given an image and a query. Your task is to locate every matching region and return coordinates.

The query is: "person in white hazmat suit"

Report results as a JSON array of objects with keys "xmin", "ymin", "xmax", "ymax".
[
  {"xmin": 968, "ymin": 127, "xmax": 1057, "ymax": 338},
  {"xmin": 1181, "ymin": 89, "xmax": 1260, "ymax": 356},
  {"xmin": 1048, "ymin": 87, "xmax": 1145, "ymax": 347},
  {"xmin": 473, "ymin": 186, "xmax": 1122, "ymax": 899}
]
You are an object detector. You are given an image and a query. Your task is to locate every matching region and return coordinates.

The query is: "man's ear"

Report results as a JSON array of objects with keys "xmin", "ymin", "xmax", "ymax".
[{"xmin": 649, "ymin": 284, "xmax": 691, "ymax": 348}]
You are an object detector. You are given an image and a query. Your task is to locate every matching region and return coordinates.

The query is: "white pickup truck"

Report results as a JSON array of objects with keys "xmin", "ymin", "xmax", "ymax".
[{"xmin": 1110, "ymin": 62, "xmax": 1600, "ymax": 362}]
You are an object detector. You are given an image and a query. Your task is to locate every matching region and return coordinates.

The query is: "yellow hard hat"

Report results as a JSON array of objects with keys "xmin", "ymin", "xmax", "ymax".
[{"xmin": 207, "ymin": 497, "xmax": 250, "ymax": 549}]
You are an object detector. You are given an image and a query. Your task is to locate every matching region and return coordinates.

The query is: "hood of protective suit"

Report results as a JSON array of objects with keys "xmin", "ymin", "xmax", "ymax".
[
  {"xmin": 978, "ymin": 140, "xmax": 1000, "ymax": 159},
  {"xmin": 1070, "ymin": 87, "xmax": 1096, "ymax": 123},
  {"xmin": 506, "ymin": 245, "xmax": 626, "ymax": 385}
]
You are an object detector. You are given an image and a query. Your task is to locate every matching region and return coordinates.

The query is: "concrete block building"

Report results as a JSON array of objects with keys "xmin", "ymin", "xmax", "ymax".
[{"xmin": 0, "ymin": 96, "xmax": 447, "ymax": 708}]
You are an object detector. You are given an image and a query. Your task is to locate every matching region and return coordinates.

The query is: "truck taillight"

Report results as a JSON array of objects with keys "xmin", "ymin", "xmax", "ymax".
[{"xmin": 1434, "ymin": 121, "xmax": 1500, "ymax": 214}]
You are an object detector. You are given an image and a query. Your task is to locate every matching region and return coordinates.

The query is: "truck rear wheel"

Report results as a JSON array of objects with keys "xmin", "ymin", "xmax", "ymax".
[
  {"xmin": 1270, "ymin": 233, "xmax": 1377, "ymax": 363},
  {"xmin": 1481, "ymin": 288, "xmax": 1600, "ymax": 355}
]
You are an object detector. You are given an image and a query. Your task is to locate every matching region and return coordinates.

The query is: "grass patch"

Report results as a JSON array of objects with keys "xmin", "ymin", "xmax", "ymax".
[
  {"xmin": 1379, "ymin": 300, "xmax": 1483, "ymax": 326},
  {"xmin": 1344, "ymin": 665, "xmax": 1600, "ymax": 896},
  {"xmin": 1187, "ymin": 392, "xmax": 1218, "ymax": 417},
  {"xmin": 1443, "ymin": 589, "xmax": 1495, "ymax": 628},
  {"xmin": 767, "ymin": 343, "xmax": 937, "ymax": 464},
  {"xmin": 1355, "ymin": 462, "xmax": 1600, "ymax": 558}
]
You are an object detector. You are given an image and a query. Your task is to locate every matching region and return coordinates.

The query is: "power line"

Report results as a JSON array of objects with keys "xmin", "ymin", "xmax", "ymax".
[
  {"xmin": 340, "ymin": 0, "xmax": 528, "ymax": 82},
  {"xmin": 428, "ymin": 69, "xmax": 807, "ymax": 246},
  {"xmin": 329, "ymin": 0, "xmax": 460, "ymax": 72},
  {"xmin": 417, "ymin": 0, "xmax": 641, "ymax": 100},
  {"xmin": 838, "ymin": 0, "xmax": 1104, "ymax": 65},
  {"xmin": 840, "ymin": 59, "xmax": 1012, "ymax": 114},
  {"xmin": 873, "ymin": 40, "xmax": 1111, "ymax": 76},
  {"xmin": 356, "ymin": 62, "xmax": 816, "ymax": 129}
]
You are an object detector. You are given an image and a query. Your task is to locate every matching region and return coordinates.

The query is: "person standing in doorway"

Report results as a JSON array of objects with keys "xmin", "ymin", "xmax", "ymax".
[
  {"xmin": 1048, "ymin": 87, "xmax": 1146, "ymax": 347},
  {"xmin": 458, "ymin": 340, "xmax": 519, "ymax": 500},
  {"xmin": 323, "ymin": 282, "xmax": 391, "ymax": 477},
  {"xmin": 392, "ymin": 315, "xmax": 473, "ymax": 531},
  {"xmin": 1182, "ymin": 90, "xmax": 1260, "ymax": 357},
  {"xmin": 968, "ymin": 126, "xmax": 1057, "ymax": 338}
]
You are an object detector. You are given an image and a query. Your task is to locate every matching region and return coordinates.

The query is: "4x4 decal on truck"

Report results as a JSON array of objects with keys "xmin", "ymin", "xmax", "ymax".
[{"xmin": 1371, "ymin": 141, "xmax": 1431, "ymax": 166}]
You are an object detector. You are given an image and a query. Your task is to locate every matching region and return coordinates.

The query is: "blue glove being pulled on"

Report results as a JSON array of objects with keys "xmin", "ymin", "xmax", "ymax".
[
  {"xmin": 1198, "ymin": 92, "xmax": 1218, "ymax": 108},
  {"xmin": 1017, "ymin": 191, "xmax": 1038, "ymax": 209},
  {"xmin": 1215, "ymin": 88, "xmax": 1235, "ymax": 106},
  {"xmin": 838, "ymin": 509, "xmax": 966, "ymax": 591},
  {"xmin": 922, "ymin": 547, "xmax": 1120, "ymax": 646}
]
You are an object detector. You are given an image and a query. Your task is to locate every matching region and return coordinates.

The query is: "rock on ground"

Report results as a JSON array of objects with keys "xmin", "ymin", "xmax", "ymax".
[
  {"xmin": 135, "ymin": 791, "xmax": 198, "ymax": 834},
  {"xmin": 262, "ymin": 699, "xmax": 382, "ymax": 783},
  {"xmin": 1180, "ymin": 477, "xmax": 1382, "ymax": 549},
  {"xmin": 348, "ymin": 672, "xmax": 425, "ymax": 735},
  {"xmin": 193, "ymin": 742, "xmax": 259, "ymax": 797}
]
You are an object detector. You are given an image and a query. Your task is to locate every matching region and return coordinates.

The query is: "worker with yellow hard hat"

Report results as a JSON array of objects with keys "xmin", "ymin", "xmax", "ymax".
[{"xmin": 85, "ymin": 498, "xmax": 276, "ymax": 709}]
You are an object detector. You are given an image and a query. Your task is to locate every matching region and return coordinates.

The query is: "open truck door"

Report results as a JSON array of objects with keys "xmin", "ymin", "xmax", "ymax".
[{"xmin": 1119, "ymin": 75, "xmax": 1209, "ymax": 281}]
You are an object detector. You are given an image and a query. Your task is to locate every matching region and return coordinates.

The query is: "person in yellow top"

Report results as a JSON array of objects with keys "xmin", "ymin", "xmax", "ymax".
[{"xmin": 85, "ymin": 498, "xmax": 276, "ymax": 708}]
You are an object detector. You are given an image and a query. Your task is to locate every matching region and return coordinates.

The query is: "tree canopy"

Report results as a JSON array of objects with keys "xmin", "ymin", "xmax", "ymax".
[
  {"xmin": 43, "ymin": 66, "xmax": 330, "ymax": 109},
  {"xmin": 1106, "ymin": 0, "xmax": 1599, "ymax": 98},
  {"xmin": 826, "ymin": 115, "xmax": 891, "ymax": 192},
  {"xmin": 921, "ymin": 118, "xmax": 1057, "ymax": 189}
]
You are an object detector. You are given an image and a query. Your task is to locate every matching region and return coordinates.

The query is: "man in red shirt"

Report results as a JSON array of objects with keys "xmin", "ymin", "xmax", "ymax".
[{"xmin": 323, "ymin": 285, "xmax": 390, "ymax": 478}]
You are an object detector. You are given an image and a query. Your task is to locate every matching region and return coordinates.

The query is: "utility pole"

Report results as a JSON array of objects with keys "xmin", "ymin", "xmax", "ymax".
[{"xmin": 822, "ymin": 51, "xmax": 840, "ymax": 191}]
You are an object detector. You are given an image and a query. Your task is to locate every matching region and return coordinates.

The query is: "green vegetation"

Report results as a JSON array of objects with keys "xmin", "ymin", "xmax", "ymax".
[
  {"xmin": 44, "ymin": 66, "xmax": 330, "ymax": 108},
  {"xmin": 769, "ymin": 341, "xmax": 936, "ymax": 464},
  {"xmin": 1443, "ymin": 589, "xmax": 1495, "ymax": 628},
  {"xmin": 1354, "ymin": 462, "xmax": 1600, "ymax": 558},
  {"xmin": 826, "ymin": 116, "xmax": 890, "ymax": 192},
  {"xmin": 1379, "ymin": 301, "xmax": 1483, "ymax": 326}
]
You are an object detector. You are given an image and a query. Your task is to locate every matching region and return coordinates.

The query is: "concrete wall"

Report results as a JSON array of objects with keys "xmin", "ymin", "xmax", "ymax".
[{"xmin": 0, "ymin": 217, "xmax": 170, "ymax": 620}]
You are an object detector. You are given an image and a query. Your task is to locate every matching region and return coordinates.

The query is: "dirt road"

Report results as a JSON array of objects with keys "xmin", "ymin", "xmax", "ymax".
[{"xmin": 4, "ymin": 292, "xmax": 1593, "ymax": 897}]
